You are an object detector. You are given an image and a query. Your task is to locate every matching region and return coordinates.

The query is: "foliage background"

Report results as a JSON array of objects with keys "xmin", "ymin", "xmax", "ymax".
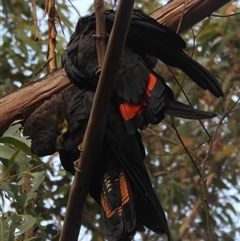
[{"xmin": 0, "ymin": 0, "xmax": 239, "ymax": 240}]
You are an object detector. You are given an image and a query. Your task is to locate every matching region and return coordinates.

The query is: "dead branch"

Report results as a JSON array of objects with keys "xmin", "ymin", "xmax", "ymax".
[
  {"xmin": 31, "ymin": 0, "xmax": 39, "ymax": 41},
  {"xmin": 151, "ymin": 0, "xmax": 231, "ymax": 32},
  {"xmin": 46, "ymin": 0, "xmax": 58, "ymax": 72}
]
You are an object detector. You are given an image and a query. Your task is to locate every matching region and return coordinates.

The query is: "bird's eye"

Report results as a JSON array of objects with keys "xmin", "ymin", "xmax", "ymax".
[{"xmin": 49, "ymin": 127, "xmax": 54, "ymax": 132}]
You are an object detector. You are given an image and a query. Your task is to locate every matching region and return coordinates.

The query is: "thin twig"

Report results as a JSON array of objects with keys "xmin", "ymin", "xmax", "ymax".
[
  {"xmin": 68, "ymin": 0, "xmax": 81, "ymax": 17},
  {"xmin": 167, "ymin": 65, "xmax": 211, "ymax": 139},
  {"xmin": 212, "ymin": 12, "xmax": 240, "ymax": 17},
  {"xmin": 46, "ymin": 0, "xmax": 58, "ymax": 72},
  {"xmin": 170, "ymin": 116, "xmax": 202, "ymax": 177},
  {"xmin": 176, "ymin": 0, "xmax": 188, "ymax": 33},
  {"xmin": 144, "ymin": 123, "xmax": 212, "ymax": 159},
  {"xmin": 179, "ymin": 172, "xmax": 215, "ymax": 238},
  {"xmin": 30, "ymin": 0, "xmax": 39, "ymax": 41},
  {"xmin": 154, "ymin": 164, "xmax": 185, "ymax": 177},
  {"xmin": 199, "ymin": 84, "xmax": 238, "ymax": 241}
]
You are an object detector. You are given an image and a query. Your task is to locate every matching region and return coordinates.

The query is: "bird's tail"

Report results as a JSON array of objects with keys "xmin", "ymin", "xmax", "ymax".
[
  {"xmin": 101, "ymin": 155, "xmax": 137, "ymax": 241},
  {"xmin": 164, "ymin": 100, "xmax": 216, "ymax": 119},
  {"xmin": 105, "ymin": 129, "xmax": 171, "ymax": 240}
]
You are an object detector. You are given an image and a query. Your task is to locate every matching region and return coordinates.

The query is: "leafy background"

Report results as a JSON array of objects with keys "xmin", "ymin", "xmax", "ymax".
[{"xmin": 0, "ymin": 0, "xmax": 239, "ymax": 240}]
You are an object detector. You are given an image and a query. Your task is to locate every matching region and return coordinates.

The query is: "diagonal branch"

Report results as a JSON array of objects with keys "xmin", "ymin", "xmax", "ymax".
[
  {"xmin": 151, "ymin": 0, "xmax": 231, "ymax": 32},
  {"xmin": 58, "ymin": 0, "xmax": 135, "ymax": 240}
]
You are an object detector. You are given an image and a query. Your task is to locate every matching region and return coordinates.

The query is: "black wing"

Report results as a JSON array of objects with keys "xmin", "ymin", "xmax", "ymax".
[
  {"xmin": 60, "ymin": 87, "xmax": 171, "ymax": 239},
  {"xmin": 105, "ymin": 103, "xmax": 170, "ymax": 239},
  {"xmin": 62, "ymin": 9, "xmax": 223, "ymax": 98},
  {"xmin": 105, "ymin": 9, "xmax": 223, "ymax": 97},
  {"xmin": 61, "ymin": 9, "xmax": 222, "ymax": 134}
]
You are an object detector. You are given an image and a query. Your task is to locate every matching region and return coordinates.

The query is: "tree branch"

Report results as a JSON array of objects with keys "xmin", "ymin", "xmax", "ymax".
[
  {"xmin": 179, "ymin": 172, "xmax": 215, "ymax": 239},
  {"xmin": 0, "ymin": 69, "xmax": 70, "ymax": 135},
  {"xmin": 0, "ymin": 0, "xmax": 231, "ymax": 135},
  {"xmin": 58, "ymin": 0, "xmax": 135, "ymax": 240},
  {"xmin": 151, "ymin": 0, "xmax": 231, "ymax": 32},
  {"xmin": 94, "ymin": 0, "xmax": 107, "ymax": 67},
  {"xmin": 31, "ymin": 0, "xmax": 39, "ymax": 41},
  {"xmin": 46, "ymin": 0, "xmax": 58, "ymax": 72}
]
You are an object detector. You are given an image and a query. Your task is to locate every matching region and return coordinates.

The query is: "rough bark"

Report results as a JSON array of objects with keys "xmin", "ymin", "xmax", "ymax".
[
  {"xmin": 151, "ymin": 0, "xmax": 232, "ymax": 32},
  {"xmin": 0, "ymin": 0, "xmax": 231, "ymax": 135},
  {"xmin": 0, "ymin": 69, "xmax": 69, "ymax": 135}
]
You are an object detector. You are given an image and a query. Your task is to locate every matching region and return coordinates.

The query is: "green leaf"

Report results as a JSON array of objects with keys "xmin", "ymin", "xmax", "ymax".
[
  {"xmin": 35, "ymin": 216, "xmax": 47, "ymax": 240},
  {"xmin": 17, "ymin": 214, "xmax": 36, "ymax": 234},
  {"xmin": 0, "ymin": 145, "xmax": 31, "ymax": 173},
  {"xmin": 0, "ymin": 136, "xmax": 31, "ymax": 154},
  {"xmin": 25, "ymin": 171, "xmax": 45, "ymax": 205},
  {"xmin": 8, "ymin": 183, "xmax": 26, "ymax": 207},
  {"xmin": 1, "ymin": 212, "xmax": 18, "ymax": 241},
  {"xmin": 226, "ymin": 202, "xmax": 237, "ymax": 215},
  {"xmin": 0, "ymin": 145, "xmax": 17, "ymax": 162},
  {"xmin": 2, "ymin": 123, "xmax": 22, "ymax": 137},
  {"xmin": 0, "ymin": 128, "xmax": 41, "ymax": 172},
  {"xmin": 58, "ymin": 170, "xmax": 67, "ymax": 176},
  {"xmin": 0, "ymin": 182, "xmax": 15, "ymax": 201},
  {"xmin": 17, "ymin": 174, "xmax": 26, "ymax": 186}
]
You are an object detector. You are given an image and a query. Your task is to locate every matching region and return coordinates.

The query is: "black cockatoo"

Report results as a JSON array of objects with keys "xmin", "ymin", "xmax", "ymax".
[
  {"xmin": 23, "ymin": 86, "xmax": 171, "ymax": 241},
  {"xmin": 62, "ymin": 9, "xmax": 223, "ymax": 134}
]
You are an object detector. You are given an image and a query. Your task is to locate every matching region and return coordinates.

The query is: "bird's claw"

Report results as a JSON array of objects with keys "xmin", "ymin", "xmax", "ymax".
[
  {"xmin": 95, "ymin": 67, "xmax": 102, "ymax": 78},
  {"xmin": 78, "ymin": 143, "xmax": 83, "ymax": 151},
  {"xmin": 92, "ymin": 32, "xmax": 109, "ymax": 40},
  {"xmin": 102, "ymin": 32, "xmax": 109, "ymax": 38},
  {"xmin": 74, "ymin": 143, "xmax": 83, "ymax": 172},
  {"xmin": 74, "ymin": 160, "xmax": 82, "ymax": 172},
  {"xmin": 92, "ymin": 34, "xmax": 99, "ymax": 39}
]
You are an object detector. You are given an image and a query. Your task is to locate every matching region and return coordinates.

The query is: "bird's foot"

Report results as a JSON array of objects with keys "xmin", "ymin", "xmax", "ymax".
[
  {"xmin": 94, "ymin": 66, "xmax": 102, "ymax": 78},
  {"xmin": 92, "ymin": 32, "xmax": 109, "ymax": 40},
  {"xmin": 102, "ymin": 32, "xmax": 109, "ymax": 38},
  {"xmin": 73, "ymin": 160, "xmax": 81, "ymax": 172},
  {"xmin": 78, "ymin": 143, "xmax": 83, "ymax": 151},
  {"xmin": 73, "ymin": 143, "xmax": 83, "ymax": 172}
]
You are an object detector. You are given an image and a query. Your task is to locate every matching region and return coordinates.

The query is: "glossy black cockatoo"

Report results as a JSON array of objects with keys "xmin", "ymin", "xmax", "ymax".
[
  {"xmin": 24, "ymin": 87, "xmax": 173, "ymax": 241},
  {"xmin": 62, "ymin": 9, "xmax": 223, "ymax": 135}
]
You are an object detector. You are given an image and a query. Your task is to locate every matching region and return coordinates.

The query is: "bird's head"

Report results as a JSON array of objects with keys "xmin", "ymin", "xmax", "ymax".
[{"xmin": 23, "ymin": 96, "xmax": 69, "ymax": 157}]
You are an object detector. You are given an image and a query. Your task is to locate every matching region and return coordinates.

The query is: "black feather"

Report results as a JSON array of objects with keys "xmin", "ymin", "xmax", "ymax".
[
  {"xmin": 23, "ymin": 86, "xmax": 171, "ymax": 241},
  {"xmin": 62, "ymin": 9, "xmax": 223, "ymax": 134}
]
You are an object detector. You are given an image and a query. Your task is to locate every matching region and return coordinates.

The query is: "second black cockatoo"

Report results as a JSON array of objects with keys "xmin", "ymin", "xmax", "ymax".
[
  {"xmin": 23, "ymin": 86, "xmax": 171, "ymax": 241},
  {"xmin": 62, "ymin": 9, "xmax": 223, "ymax": 134}
]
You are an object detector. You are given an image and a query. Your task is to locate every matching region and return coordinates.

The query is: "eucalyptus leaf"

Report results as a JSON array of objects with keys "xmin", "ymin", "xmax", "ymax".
[
  {"xmin": 0, "ymin": 182, "xmax": 15, "ymax": 201},
  {"xmin": 25, "ymin": 172, "xmax": 45, "ymax": 205},
  {"xmin": 2, "ymin": 124, "xmax": 22, "ymax": 137},
  {"xmin": 17, "ymin": 214, "xmax": 36, "ymax": 234}
]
